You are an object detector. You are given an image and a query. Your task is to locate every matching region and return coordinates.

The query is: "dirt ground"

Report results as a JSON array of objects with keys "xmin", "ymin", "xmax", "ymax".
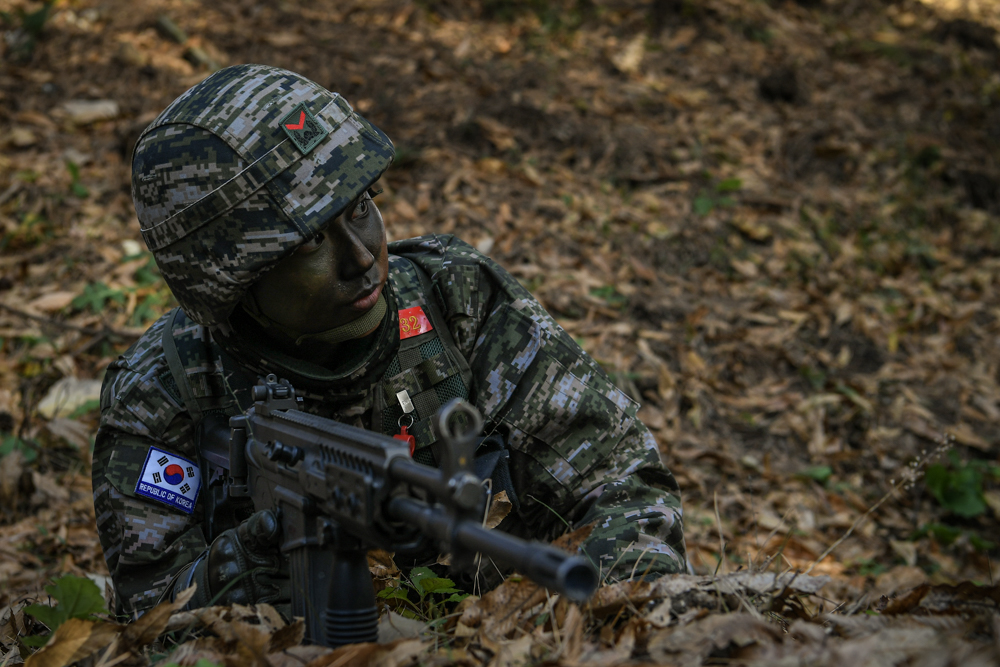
[{"xmin": 2, "ymin": 0, "xmax": 1000, "ymax": 664}]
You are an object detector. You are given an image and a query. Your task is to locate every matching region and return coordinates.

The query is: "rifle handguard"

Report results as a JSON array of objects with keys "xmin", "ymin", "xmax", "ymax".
[{"xmin": 389, "ymin": 496, "xmax": 598, "ymax": 603}]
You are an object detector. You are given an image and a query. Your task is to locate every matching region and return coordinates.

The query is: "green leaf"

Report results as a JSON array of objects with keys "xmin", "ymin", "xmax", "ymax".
[
  {"xmin": 49, "ymin": 574, "xmax": 106, "ymax": 616},
  {"xmin": 969, "ymin": 533, "xmax": 996, "ymax": 552},
  {"xmin": 21, "ymin": 1, "xmax": 54, "ymax": 38},
  {"xmin": 72, "ymin": 282, "xmax": 126, "ymax": 313},
  {"xmin": 68, "ymin": 399, "xmax": 101, "ymax": 419},
  {"xmin": 716, "ymin": 177, "xmax": 743, "ymax": 193},
  {"xmin": 133, "ymin": 257, "xmax": 162, "ymax": 286},
  {"xmin": 25, "ymin": 575, "xmax": 107, "ymax": 632},
  {"xmin": 417, "ymin": 578, "xmax": 460, "ymax": 595},
  {"xmin": 131, "ymin": 293, "xmax": 166, "ymax": 325},
  {"xmin": 24, "ymin": 603, "xmax": 65, "ymax": 631},
  {"xmin": 71, "ymin": 182, "xmax": 89, "ymax": 198},
  {"xmin": 924, "ymin": 464, "xmax": 947, "ymax": 499},
  {"xmin": 800, "ymin": 365, "xmax": 827, "ymax": 391},
  {"xmin": 589, "ymin": 285, "xmax": 627, "ymax": 308},
  {"xmin": 408, "ymin": 567, "xmax": 440, "ymax": 596},
  {"xmin": 377, "ymin": 587, "xmax": 412, "ymax": 601},
  {"xmin": 924, "ymin": 463, "xmax": 987, "ymax": 518},
  {"xmin": 20, "ymin": 634, "xmax": 50, "ymax": 648},
  {"xmin": 1, "ymin": 434, "xmax": 37, "ymax": 463},
  {"xmin": 693, "ymin": 195, "xmax": 715, "ymax": 216},
  {"xmin": 918, "ymin": 522, "xmax": 962, "ymax": 546},
  {"xmin": 798, "ymin": 465, "xmax": 833, "ymax": 483}
]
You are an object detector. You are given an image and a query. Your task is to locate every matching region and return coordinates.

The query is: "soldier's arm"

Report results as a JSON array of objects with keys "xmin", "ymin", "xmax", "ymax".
[
  {"xmin": 412, "ymin": 237, "xmax": 687, "ymax": 580},
  {"xmin": 92, "ymin": 429, "xmax": 209, "ymax": 615},
  {"xmin": 492, "ymin": 348, "xmax": 688, "ymax": 582},
  {"xmin": 562, "ymin": 419, "xmax": 686, "ymax": 580}
]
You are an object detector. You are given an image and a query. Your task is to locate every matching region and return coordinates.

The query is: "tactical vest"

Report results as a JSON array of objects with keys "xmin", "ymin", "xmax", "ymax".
[{"xmin": 159, "ymin": 256, "xmax": 478, "ymax": 540}]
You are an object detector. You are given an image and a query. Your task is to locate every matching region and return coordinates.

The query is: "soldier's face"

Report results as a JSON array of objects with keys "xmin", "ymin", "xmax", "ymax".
[{"xmin": 251, "ymin": 193, "xmax": 388, "ymax": 338}]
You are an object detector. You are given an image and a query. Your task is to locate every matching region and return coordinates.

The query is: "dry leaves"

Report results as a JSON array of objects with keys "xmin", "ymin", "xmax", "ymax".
[{"xmin": 2, "ymin": 0, "xmax": 1000, "ymax": 663}]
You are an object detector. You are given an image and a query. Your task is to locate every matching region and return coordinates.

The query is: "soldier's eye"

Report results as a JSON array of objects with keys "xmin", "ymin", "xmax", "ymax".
[
  {"xmin": 297, "ymin": 232, "xmax": 324, "ymax": 254},
  {"xmin": 352, "ymin": 198, "xmax": 370, "ymax": 219}
]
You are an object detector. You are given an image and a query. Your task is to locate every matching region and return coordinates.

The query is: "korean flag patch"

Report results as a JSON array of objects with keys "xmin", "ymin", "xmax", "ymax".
[{"xmin": 135, "ymin": 446, "xmax": 202, "ymax": 514}]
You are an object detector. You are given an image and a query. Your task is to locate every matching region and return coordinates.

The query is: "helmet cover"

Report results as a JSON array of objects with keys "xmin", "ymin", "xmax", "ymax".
[{"xmin": 131, "ymin": 64, "xmax": 395, "ymax": 326}]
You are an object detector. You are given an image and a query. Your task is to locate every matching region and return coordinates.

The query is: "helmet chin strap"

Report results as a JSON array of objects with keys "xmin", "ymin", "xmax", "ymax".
[{"xmin": 241, "ymin": 291, "xmax": 388, "ymax": 347}]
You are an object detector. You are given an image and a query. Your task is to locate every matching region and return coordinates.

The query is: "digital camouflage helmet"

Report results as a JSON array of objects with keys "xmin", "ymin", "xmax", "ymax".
[{"xmin": 131, "ymin": 64, "xmax": 395, "ymax": 327}]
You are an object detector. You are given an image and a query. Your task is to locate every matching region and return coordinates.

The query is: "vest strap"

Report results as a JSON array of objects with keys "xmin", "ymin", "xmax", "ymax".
[{"xmin": 161, "ymin": 308, "xmax": 204, "ymax": 424}]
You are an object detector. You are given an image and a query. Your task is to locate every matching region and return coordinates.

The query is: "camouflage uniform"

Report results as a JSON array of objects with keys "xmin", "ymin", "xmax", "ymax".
[{"xmin": 92, "ymin": 65, "xmax": 687, "ymax": 617}]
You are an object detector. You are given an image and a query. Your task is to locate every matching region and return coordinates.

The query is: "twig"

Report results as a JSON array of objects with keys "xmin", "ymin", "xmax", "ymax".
[
  {"xmin": 0, "ymin": 242, "xmax": 70, "ymax": 267},
  {"xmin": 751, "ymin": 509, "xmax": 795, "ymax": 571},
  {"xmin": 804, "ymin": 434, "xmax": 953, "ymax": 576},
  {"xmin": 713, "ymin": 491, "xmax": 726, "ymax": 576},
  {"xmin": 731, "ymin": 584, "xmax": 765, "ymax": 621},
  {"xmin": 758, "ymin": 528, "xmax": 795, "ymax": 574},
  {"xmin": 0, "ymin": 182, "xmax": 22, "ymax": 207},
  {"xmin": 602, "ymin": 540, "xmax": 636, "ymax": 585},
  {"xmin": 628, "ymin": 545, "xmax": 654, "ymax": 581},
  {"xmin": 92, "ymin": 636, "xmax": 129, "ymax": 667},
  {"xmin": 473, "ymin": 478, "xmax": 496, "ymax": 598},
  {"xmin": 0, "ymin": 302, "xmax": 143, "ymax": 339},
  {"xmin": 750, "ymin": 492, "xmax": 761, "ymax": 571}
]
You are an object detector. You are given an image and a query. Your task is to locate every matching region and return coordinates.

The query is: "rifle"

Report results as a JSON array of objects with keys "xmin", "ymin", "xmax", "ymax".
[{"xmin": 222, "ymin": 375, "xmax": 598, "ymax": 647}]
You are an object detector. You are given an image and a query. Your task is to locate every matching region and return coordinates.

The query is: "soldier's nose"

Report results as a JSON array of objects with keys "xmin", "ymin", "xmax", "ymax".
[{"xmin": 340, "ymin": 232, "xmax": 375, "ymax": 279}]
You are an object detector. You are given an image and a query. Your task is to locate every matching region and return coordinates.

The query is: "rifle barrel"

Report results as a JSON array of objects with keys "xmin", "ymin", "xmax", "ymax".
[{"xmin": 388, "ymin": 496, "xmax": 597, "ymax": 603}]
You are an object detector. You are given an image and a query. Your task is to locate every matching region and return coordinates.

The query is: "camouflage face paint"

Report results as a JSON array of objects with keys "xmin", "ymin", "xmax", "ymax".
[{"xmin": 250, "ymin": 194, "xmax": 389, "ymax": 339}]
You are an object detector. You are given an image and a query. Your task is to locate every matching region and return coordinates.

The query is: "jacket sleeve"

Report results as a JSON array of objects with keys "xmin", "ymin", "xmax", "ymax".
[
  {"xmin": 92, "ymin": 315, "xmax": 210, "ymax": 616},
  {"xmin": 423, "ymin": 236, "xmax": 688, "ymax": 580},
  {"xmin": 92, "ymin": 429, "xmax": 209, "ymax": 615}
]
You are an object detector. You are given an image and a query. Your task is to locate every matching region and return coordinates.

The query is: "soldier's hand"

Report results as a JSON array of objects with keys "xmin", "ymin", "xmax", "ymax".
[
  {"xmin": 168, "ymin": 509, "xmax": 290, "ymax": 612},
  {"xmin": 205, "ymin": 509, "xmax": 290, "ymax": 607}
]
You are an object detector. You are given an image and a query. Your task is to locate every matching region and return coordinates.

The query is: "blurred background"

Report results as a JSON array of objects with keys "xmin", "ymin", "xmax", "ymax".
[{"xmin": 1, "ymin": 0, "xmax": 1000, "ymax": 611}]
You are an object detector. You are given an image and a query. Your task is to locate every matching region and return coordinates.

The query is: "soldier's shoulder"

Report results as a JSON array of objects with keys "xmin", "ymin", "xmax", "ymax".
[
  {"xmin": 99, "ymin": 309, "xmax": 203, "ymax": 448},
  {"xmin": 388, "ymin": 234, "xmax": 480, "ymax": 268},
  {"xmin": 391, "ymin": 234, "xmax": 529, "ymax": 300}
]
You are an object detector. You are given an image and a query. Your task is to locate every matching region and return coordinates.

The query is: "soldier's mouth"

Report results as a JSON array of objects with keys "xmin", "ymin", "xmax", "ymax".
[{"xmin": 349, "ymin": 284, "xmax": 382, "ymax": 311}]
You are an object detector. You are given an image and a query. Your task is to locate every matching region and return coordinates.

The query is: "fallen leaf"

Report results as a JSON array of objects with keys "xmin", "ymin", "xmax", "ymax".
[
  {"xmin": 120, "ymin": 585, "xmax": 196, "ymax": 649},
  {"xmin": 648, "ymin": 613, "xmax": 781, "ymax": 666},
  {"xmin": 475, "ymin": 117, "xmax": 516, "ymax": 152},
  {"xmin": 491, "ymin": 634, "xmax": 532, "ymax": 667},
  {"xmin": 44, "ymin": 419, "xmax": 92, "ymax": 449},
  {"xmin": 59, "ymin": 100, "xmax": 120, "ymax": 124},
  {"xmin": 24, "ymin": 619, "xmax": 119, "ymax": 667},
  {"xmin": 611, "ymin": 34, "xmax": 645, "ymax": 74},
  {"xmin": 0, "ymin": 449, "xmax": 24, "ymax": 507},
  {"xmin": 586, "ymin": 580, "xmax": 653, "ymax": 618},
  {"xmin": 36, "ymin": 378, "xmax": 103, "ymax": 420},
  {"xmin": 27, "ymin": 292, "xmax": 76, "ymax": 313},
  {"xmin": 264, "ymin": 32, "xmax": 303, "ymax": 47},
  {"xmin": 485, "ymin": 490, "xmax": 512, "ymax": 530}
]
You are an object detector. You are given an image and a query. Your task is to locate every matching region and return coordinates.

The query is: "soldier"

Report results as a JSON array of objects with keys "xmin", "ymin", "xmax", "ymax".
[{"xmin": 93, "ymin": 64, "xmax": 686, "ymax": 617}]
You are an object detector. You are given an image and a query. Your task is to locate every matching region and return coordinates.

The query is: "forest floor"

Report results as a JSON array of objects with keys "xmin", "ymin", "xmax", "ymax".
[{"xmin": 2, "ymin": 0, "xmax": 1000, "ymax": 664}]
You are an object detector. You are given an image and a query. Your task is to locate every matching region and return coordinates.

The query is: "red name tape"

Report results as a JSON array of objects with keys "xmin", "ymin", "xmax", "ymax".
[{"xmin": 398, "ymin": 306, "xmax": 433, "ymax": 340}]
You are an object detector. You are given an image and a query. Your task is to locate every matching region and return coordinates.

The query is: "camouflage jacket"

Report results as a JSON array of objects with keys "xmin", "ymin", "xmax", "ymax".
[{"xmin": 93, "ymin": 235, "xmax": 686, "ymax": 616}]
